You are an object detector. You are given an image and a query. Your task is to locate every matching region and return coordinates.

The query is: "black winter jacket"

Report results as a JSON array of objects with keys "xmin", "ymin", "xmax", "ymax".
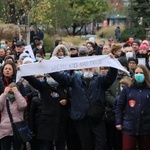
[
  {"xmin": 24, "ymin": 76, "xmax": 69, "ymax": 141},
  {"xmin": 50, "ymin": 67, "xmax": 117, "ymax": 121}
]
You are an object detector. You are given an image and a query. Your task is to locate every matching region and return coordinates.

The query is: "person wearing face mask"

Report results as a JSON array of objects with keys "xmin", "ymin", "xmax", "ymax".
[
  {"xmin": 35, "ymin": 50, "xmax": 45, "ymax": 62},
  {"xmin": 116, "ymin": 65, "xmax": 150, "ymax": 150},
  {"xmin": 23, "ymin": 74, "xmax": 69, "ymax": 150},
  {"xmin": 0, "ymin": 82, "xmax": 27, "ymax": 150},
  {"xmin": 105, "ymin": 57, "xmax": 130, "ymax": 150},
  {"xmin": 0, "ymin": 39, "xmax": 8, "ymax": 50},
  {"xmin": 124, "ymin": 47, "xmax": 136, "ymax": 60},
  {"xmin": 49, "ymin": 53, "xmax": 118, "ymax": 150},
  {"xmin": 110, "ymin": 76, "xmax": 132, "ymax": 150},
  {"xmin": 33, "ymin": 40, "xmax": 45, "ymax": 57}
]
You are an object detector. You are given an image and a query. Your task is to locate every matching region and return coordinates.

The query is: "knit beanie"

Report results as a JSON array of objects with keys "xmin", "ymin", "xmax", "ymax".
[
  {"xmin": 139, "ymin": 44, "xmax": 148, "ymax": 50},
  {"xmin": 128, "ymin": 57, "xmax": 138, "ymax": 64},
  {"xmin": 142, "ymin": 40, "xmax": 149, "ymax": 46},
  {"xmin": 131, "ymin": 40, "xmax": 140, "ymax": 47},
  {"xmin": 118, "ymin": 57, "xmax": 128, "ymax": 69}
]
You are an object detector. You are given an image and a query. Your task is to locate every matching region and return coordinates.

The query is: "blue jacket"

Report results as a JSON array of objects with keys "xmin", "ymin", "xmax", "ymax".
[
  {"xmin": 116, "ymin": 84, "xmax": 150, "ymax": 135},
  {"xmin": 50, "ymin": 67, "xmax": 117, "ymax": 120}
]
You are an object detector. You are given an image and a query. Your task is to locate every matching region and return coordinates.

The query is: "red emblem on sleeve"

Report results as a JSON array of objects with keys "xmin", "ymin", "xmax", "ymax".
[{"xmin": 129, "ymin": 100, "xmax": 136, "ymax": 107}]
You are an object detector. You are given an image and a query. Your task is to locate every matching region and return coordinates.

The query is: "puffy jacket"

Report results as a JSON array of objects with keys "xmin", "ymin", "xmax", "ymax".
[
  {"xmin": 116, "ymin": 84, "xmax": 150, "ymax": 135},
  {"xmin": 0, "ymin": 92, "xmax": 27, "ymax": 139},
  {"xmin": 50, "ymin": 67, "xmax": 117, "ymax": 121}
]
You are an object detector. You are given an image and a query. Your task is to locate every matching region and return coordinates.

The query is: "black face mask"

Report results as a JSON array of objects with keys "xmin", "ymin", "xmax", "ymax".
[{"xmin": 70, "ymin": 54, "xmax": 78, "ymax": 57}]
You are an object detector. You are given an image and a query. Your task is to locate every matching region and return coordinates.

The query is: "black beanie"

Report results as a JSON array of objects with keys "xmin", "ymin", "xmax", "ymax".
[
  {"xmin": 118, "ymin": 57, "xmax": 128, "ymax": 69},
  {"xmin": 128, "ymin": 57, "xmax": 138, "ymax": 64},
  {"xmin": 131, "ymin": 40, "xmax": 140, "ymax": 47}
]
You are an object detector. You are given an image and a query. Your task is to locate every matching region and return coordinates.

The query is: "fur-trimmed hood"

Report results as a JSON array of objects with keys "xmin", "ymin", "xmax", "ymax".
[{"xmin": 52, "ymin": 44, "xmax": 70, "ymax": 57}]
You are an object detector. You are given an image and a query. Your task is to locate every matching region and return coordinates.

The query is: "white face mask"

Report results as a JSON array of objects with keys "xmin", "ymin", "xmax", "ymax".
[
  {"xmin": 120, "ymin": 87, "xmax": 123, "ymax": 91},
  {"xmin": 83, "ymin": 72, "xmax": 93, "ymax": 79},
  {"xmin": 38, "ymin": 45, "xmax": 42, "ymax": 49},
  {"xmin": 46, "ymin": 78, "xmax": 59, "ymax": 87},
  {"xmin": 126, "ymin": 52, "xmax": 133, "ymax": 58}
]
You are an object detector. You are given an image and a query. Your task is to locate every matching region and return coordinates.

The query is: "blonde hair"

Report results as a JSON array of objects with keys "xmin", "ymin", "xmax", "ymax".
[
  {"xmin": 111, "ymin": 43, "xmax": 122, "ymax": 55},
  {"xmin": 120, "ymin": 76, "xmax": 132, "ymax": 86},
  {"xmin": 9, "ymin": 82, "xmax": 18, "ymax": 88}
]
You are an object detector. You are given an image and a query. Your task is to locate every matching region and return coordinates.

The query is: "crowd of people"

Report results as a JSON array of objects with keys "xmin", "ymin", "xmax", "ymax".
[{"xmin": 0, "ymin": 32, "xmax": 150, "ymax": 150}]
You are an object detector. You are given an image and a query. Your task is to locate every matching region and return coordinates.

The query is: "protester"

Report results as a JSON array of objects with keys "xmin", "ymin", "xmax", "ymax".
[
  {"xmin": 111, "ymin": 43, "xmax": 122, "ymax": 58},
  {"xmin": 116, "ymin": 64, "xmax": 150, "ymax": 150},
  {"xmin": 50, "ymin": 44, "xmax": 70, "ymax": 59},
  {"xmin": 70, "ymin": 46, "xmax": 78, "ymax": 57},
  {"xmin": 49, "ymin": 53, "xmax": 118, "ymax": 150},
  {"xmin": 14, "ymin": 41, "xmax": 25, "ymax": 61},
  {"xmin": 88, "ymin": 37, "xmax": 102, "ymax": 55},
  {"xmin": 1, "ymin": 62, "xmax": 26, "ymax": 98},
  {"xmin": 86, "ymin": 42, "xmax": 95, "ymax": 53},
  {"xmin": 0, "ymin": 82, "xmax": 27, "ymax": 150},
  {"xmin": 114, "ymin": 76, "xmax": 132, "ymax": 150},
  {"xmin": 23, "ymin": 73, "xmax": 69, "ymax": 150}
]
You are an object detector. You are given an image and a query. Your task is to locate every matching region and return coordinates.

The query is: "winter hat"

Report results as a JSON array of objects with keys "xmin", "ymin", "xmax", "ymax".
[
  {"xmin": 131, "ymin": 40, "xmax": 140, "ymax": 47},
  {"xmin": 125, "ymin": 40, "xmax": 132, "ymax": 45},
  {"xmin": 70, "ymin": 45, "xmax": 78, "ymax": 51},
  {"xmin": 89, "ymin": 37, "xmax": 95, "ymax": 43},
  {"xmin": 22, "ymin": 57, "xmax": 34, "ymax": 64},
  {"xmin": 128, "ymin": 57, "xmax": 138, "ymax": 64},
  {"xmin": 15, "ymin": 41, "xmax": 25, "ymax": 46},
  {"xmin": 118, "ymin": 57, "xmax": 128, "ymax": 69},
  {"xmin": 100, "ymin": 38, "xmax": 105, "ymax": 44},
  {"xmin": 141, "ymin": 40, "xmax": 149, "ymax": 46},
  {"xmin": 139, "ymin": 44, "xmax": 148, "ymax": 50},
  {"xmin": 78, "ymin": 46, "xmax": 88, "ymax": 57},
  {"xmin": 108, "ymin": 36, "xmax": 114, "ymax": 41}
]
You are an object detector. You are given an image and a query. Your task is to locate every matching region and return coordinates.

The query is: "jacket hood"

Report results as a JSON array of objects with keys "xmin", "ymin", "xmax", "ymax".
[{"xmin": 52, "ymin": 44, "xmax": 70, "ymax": 57}]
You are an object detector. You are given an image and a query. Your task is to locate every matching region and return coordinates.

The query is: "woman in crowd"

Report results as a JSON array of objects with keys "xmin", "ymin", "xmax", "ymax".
[
  {"xmin": 0, "ymin": 82, "xmax": 27, "ymax": 150},
  {"xmin": 23, "ymin": 73, "xmax": 69, "ymax": 150},
  {"xmin": 86, "ymin": 42, "xmax": 95, "ymax": 53},
  {"xmin": 116, "ymin": 64, "xmax": 150, "ymax": 150},
  {"xmin": 1, "ymin": 62, "xmax": 26, "ymax": 98}
]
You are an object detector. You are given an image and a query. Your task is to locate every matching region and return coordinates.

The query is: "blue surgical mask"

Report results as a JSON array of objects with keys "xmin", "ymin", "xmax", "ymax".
[
  {"xmin": 83, "ymin": 72, "xmax": 93, "ymax": 79},
  {"xmin": 74, "ymin": 71, "xmax": 83, "ymax": 76},
  {"xmin": 36, "ymin": 57, "xmax": 40, "ymax": 61},
  {"xmin": 135, "ymin": 73, "xmax": 145, "ymax": 83},
  {"xmin": 1, "ymin": 44, "xmax": 6, "ymax": 49},
  {"xmin": 40, "ymin": 79, "xmax": 45, "ymax": 82},
  {"xmin": 7, "ymin": 93, "xmax": 15, "ymax": 99}
]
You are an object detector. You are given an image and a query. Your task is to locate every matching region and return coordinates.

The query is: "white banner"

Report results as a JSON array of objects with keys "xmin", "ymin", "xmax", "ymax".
[
  {"xmin": 16, "ymin": 55, "xmax": 129, "ymax": 82},
  {"xmin": 24, "ymin": 45, "xmax": 36, "ymax": 61}
]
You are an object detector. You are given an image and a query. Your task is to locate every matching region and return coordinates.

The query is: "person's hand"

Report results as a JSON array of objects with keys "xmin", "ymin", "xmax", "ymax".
[
  {"xmin": 59, "ymin": 99, "xmax": 67, "ymax": 106},
  {"xmin": 108, "ymin": 53, "xmax": 115, "ymax": 58},
  {"xmin": 4, "ymin": 87, "xmax": 11, "ymax": 95},
  {"xmin": 11, "ymin": 87, "xmax": 18, "ymax": 93},
  {"xmin": 39, "ymin": 58, "xmax": 43, "ymax": 62},
  {"xmin": 17, "ymin": 59, "xmax": 23, "ymax": 66},
  {"xmin": 116, "ymin": 125, "xmax": 122, "ymax": 130}
]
